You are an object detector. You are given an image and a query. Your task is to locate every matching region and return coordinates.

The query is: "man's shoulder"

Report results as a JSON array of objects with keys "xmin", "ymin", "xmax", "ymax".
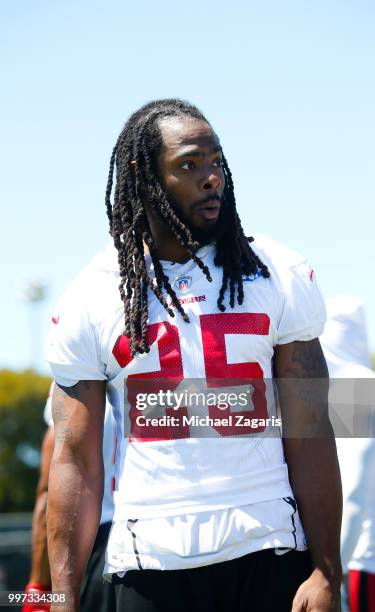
[
  {"xmin": 51, "ymin": 243, "xmax": 121, "ymax": 331},
  {"xmin": 88, "ymin": 242, "xmax": 119, "ymax": 274},
  {"xmin": 251, "ymin": 234, "xmax": 307, "ymax": 272},
  {"xmin": 61, "ymin": 243, "xmax": 119, "ymax": 299},
  {"xmin": 46, "ymin": 245, "xmax": 121, "ymax": 382},
  {"xmin": 249, "ymin": 234, "xmax": 325, "ymax": 328},
  {"xmin": 250, "ymin": 233, "xmax": 315, "ymax": 292},
  {"xmin": 77, "ymin": 242, "xmax": 119, "ymax": 283}
]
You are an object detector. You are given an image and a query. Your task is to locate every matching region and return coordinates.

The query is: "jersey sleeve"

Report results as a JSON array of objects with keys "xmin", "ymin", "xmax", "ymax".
[
  {"xmin": 277, "ymin": 261, "xmax": 327, "ymax": 345},
  {"xmin": 45, "ymin": 282, "xmax": 107, "ymax": 387}
]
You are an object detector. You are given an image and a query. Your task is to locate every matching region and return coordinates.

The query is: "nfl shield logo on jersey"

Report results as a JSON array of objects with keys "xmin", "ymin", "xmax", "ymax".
[{"xmin": 174, "ymin": 276, "xmax": 192, "ymax": 292}]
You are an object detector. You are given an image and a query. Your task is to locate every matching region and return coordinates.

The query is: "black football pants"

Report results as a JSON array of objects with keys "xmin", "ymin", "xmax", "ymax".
[{"xmin": 111, "ymin": 548, "xmax": 312, "ymax": 612}]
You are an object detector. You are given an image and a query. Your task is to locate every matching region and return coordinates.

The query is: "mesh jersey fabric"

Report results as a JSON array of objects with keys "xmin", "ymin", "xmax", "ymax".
[{"xmin": 45, "ymin": 234, "xmax": 326, "ymax": 572}]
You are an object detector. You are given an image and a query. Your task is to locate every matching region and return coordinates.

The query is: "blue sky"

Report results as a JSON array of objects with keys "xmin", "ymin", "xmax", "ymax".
[{"xmin": 1, "ymin": 0, "xmax": 374, "ymax": 372}]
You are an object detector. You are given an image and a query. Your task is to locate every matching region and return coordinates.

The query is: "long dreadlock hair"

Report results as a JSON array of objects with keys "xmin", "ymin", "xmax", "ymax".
[{"xmin": 105, "ymin": 99, "xmax": 270, "ymax": 356}]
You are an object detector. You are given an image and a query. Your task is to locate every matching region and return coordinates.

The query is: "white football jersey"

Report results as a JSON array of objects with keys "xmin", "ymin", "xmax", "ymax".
[
  {"xmin": 44, "ymin": 382, "xmax": 116, "ymax": 525},
  {"xmin": 45, "ymin": 234, "xmax": 326, "ymax": 573}
]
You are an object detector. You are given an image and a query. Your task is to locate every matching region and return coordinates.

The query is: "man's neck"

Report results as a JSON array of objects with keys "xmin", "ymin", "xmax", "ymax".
[
  {"xmin": 144, "ymin": 236, "xmax": 191, "ymax": 264},
  {"xmin": 146, "ymin": 215, "xmax": 192, "ymax": 264}
]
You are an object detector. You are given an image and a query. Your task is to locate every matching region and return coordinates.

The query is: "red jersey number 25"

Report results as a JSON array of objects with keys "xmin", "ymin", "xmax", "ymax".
[{"xmin": 112, "ymin": 312, "xmax": 270, "ymax": 440}]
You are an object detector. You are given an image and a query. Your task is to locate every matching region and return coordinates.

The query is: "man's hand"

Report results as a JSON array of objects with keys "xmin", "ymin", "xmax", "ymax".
[{"xmin": 291, "ymin": 568, "xmax": 341, "ymax": 611}]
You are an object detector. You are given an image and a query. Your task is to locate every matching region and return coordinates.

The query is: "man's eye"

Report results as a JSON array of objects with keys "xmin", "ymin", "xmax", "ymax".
[
  {"xmin": 180, "ymin": 161, "xmax": 195, "ymax": 170},
  {"xmin": 213, "ymin": 158, "xmax": 223, "ymax": 167}
]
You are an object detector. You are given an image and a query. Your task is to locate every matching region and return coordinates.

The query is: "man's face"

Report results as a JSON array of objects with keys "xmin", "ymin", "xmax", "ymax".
[{"xmin": 156, "ymin": 117, "xmax": 226, "ymax": 244}]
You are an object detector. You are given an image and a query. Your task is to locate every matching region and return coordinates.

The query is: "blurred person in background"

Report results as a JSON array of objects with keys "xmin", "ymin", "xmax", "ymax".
[
  {"xmin": 321, "ymin": 296, "xmax": 375, "ymax": 612},
  {"xmin": 22, "ymin": 382, "xmax": 116, "ymax": 612}
]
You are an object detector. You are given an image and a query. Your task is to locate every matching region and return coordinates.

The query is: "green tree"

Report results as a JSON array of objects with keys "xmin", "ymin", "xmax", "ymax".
[{"xmin": 0, "ymin": 370, "xmax": 51, "ymax": 512}]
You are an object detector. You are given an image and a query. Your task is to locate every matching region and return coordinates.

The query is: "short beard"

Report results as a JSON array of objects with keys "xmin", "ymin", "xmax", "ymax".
[
  {"xmin": 166, "ymin": 193, "xmax": 229, "ymax": 247},
  {"xmin": 189, "ymin": 208, "xmax": 228, "ymax": 245}
]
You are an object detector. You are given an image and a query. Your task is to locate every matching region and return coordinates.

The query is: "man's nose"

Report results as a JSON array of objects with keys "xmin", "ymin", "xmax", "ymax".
[{"xmin": 201, "ymin": 170, "xmax": 222, "ymax": 191}]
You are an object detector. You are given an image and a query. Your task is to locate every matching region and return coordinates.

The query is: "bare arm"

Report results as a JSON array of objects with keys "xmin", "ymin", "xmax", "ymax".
[
  {"xmin": 47, "ymin": 380, "xmax": 105, "ymax": 612},
  {"xmin": 28, "ymin": 426, "xmax": 55, "ymax": 586},
  {"xmin": 274, "ymin": 339, "xmax": 342, "ymax": 612}
]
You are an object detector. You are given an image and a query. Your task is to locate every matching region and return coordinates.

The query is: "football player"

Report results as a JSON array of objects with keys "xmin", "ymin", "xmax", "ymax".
[{"xmin": 46, "ymin": 99, "xmax": 342, "ymax": 611}]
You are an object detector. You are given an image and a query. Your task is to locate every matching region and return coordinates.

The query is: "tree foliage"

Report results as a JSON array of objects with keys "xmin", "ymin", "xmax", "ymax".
[{"xmin": 0, "ymin": 370, "xmax": 51, "ymax": 512}]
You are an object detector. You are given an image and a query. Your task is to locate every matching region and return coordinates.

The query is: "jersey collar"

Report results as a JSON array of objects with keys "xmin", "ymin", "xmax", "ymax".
[{"xmin": 148, "ymin": 243, "xmax": 215, "ymax": 275}]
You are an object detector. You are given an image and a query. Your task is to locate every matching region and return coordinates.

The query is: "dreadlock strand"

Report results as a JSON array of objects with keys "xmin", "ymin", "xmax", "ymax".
[
  {"xmin": 105, "ymin": 145, "xmax": 117, "ymax": 233},
  {"xmin": 139, "ymin": 280, "xmax": 149, "ymax": 353},
  {"xmin": 217, "ymin": 271, "xmax": 229, "ymax": 312},
  {"xmin": 143, "ymin": 231, "xmax": 190, "ymax": 323}
]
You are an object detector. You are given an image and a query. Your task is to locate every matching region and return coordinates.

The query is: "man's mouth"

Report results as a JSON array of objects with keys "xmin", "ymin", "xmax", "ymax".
[{"xmin": 195, "ymin": 199, "xmax": 221, "ymax": 221}]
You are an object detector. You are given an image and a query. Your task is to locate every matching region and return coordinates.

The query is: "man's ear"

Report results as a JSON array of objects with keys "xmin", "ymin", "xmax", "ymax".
[{"xmin": 130, "ymin": 160, "xmax": 136, "ymax": 178}]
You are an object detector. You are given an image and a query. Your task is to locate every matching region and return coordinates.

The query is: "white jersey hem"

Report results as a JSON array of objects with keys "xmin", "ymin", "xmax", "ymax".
[{"xmin": 104, "ymin": 533, "xmax": 307, "ymax": 578}]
